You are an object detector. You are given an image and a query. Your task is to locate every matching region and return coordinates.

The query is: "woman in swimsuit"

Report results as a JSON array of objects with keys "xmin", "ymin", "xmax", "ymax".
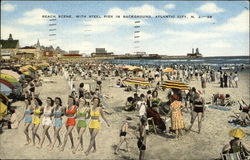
[
  {"xmin": 115, "ymin": 120, "xmax": 129, "ymax": 154},
  {"xmin": 38, "ymin": 97, "xmax": 54, "ymax": 149},
  {"xmin": 19, "ymin": 98, "xmax": 33, "ymax": 145},
  {"xmin": 72, "ymin": 98, "xmax": 90, "ymax": 154},
  {"xmin": 31, "ymin": 97, "xmax": 43, "ymax": 146},
  {"xmin": 50, "ymin": 97, "xmax": 64, "ymax": 150},
  {"xmin": 188, "ymin": 92, "xmax": 205, "ymax": 134},
  {"xmin": 60, "ymin": 96, "xmax": 77, "ymax": 151},
  {"xmin": 85, "ymin": 97, "xmax": 110, "ymax": 156}
]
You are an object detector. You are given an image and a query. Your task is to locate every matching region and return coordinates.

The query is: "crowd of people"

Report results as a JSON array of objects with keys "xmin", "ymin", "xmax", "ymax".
[{"xmin": 0, "ymin": 60, "xmax": 249, "ymax": 160}]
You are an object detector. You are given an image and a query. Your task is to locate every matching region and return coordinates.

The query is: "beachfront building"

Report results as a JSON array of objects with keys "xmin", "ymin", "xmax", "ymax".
[
  {"xmin": 17, "ymin": 46, "xmax": 41, "ymax": 60},
  {"xmin": 187, "ymin": 48, "xmax": 203, "ymax": 58},
  {"xmin": 91, "ymin": 48, "xmax": 114, "ymax": 57},
  {"xmin": 0, "ymin": 34, "xmax": 19, "ymax": 60}
]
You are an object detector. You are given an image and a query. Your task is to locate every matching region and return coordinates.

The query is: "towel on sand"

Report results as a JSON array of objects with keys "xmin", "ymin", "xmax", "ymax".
[{"xmin": 208, "ymin": 105, "xmax": 231, "ymax": 111}]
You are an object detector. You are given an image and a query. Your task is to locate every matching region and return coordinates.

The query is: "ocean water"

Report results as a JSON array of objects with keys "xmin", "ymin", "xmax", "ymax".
[{"xmin": 102, "ymin": 56, "xmax": 250, "ymax": 72}]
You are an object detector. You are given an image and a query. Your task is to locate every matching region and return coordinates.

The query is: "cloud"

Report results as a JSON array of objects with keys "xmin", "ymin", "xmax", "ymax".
[
  {"xmin": 210, "ymin": 41, "xmax": 231, "ymax": 48},
  {"xmin": 1, "ymin": 3, "xmax": 16, "ymax": 12},
  {"xmin": 164, "ymin": 29, "xmax": 223, "ymax": 40},
  {"xmin": 168, "ymin": 12, "xmax": 215, "ymax": 24},
  {"xmin": 1, "ymin": 25, "xmax": 45, "ymax": 46},
  {"xmin": 164, "ymin": 4, "xmax": 175, "ymax": 10},
  {"xmin": 126, "ymin": 4, "xmax": 167, "ymax": 15},
  {"xmin": 214, "ymin": 10, "xmax": 249, "ymax": 33},
  {"xmin": 70, "ymin": 4, "xmax": 164, "ymax": 34},
  {"xmin": 197, "ymin": 2, "xmax": 224, "ymax": 13},
  {"xmin": 16, "ymin": 8, "xmax": 56, "ymax": 25}
]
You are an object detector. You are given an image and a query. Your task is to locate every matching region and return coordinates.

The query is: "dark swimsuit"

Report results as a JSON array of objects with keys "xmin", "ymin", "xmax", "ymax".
[
  {"xmin": 193, "ymin": 101, "xmax": 203, "ymax": 113},
  {"xmin": 120, "ymin": 130, "xmax": 127, "ymax": 137},
  {"xmin": 137, "ymin": 137, "xmax": 146, "ymax": 150}
]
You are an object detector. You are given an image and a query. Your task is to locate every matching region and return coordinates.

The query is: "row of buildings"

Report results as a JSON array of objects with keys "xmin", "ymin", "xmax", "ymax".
[
  {"xmin": 0, "ymin": 34, "xmax": 67, "ymax": 61},
  {"xmin": 0, "ymin": 33, "xmax": 202, "ymax": 61}
]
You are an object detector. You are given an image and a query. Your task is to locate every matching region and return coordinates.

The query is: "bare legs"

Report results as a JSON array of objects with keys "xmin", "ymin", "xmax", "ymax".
[
  {"xmin": 60, "ymin": 126, "xmax": 74, "ymax": 151},
  {"xmin": 85, "ymin": 128, "xmax": 99, "ymax": 156},
  {"xmin": 50, "ymin": 126, "xmax": 62, "ymax": 150},
  {"xmin": 188, "ymin": 112, "xmax": 202, "ymax": 133},
  {"xmin": 31, "ymin": 124, "xmax": 40, "ymax": 146},
  {"xmin": 115, "ymin": 136, "xmax": 129, "ymax": 154},
  {"xmin": 38, "ymin": 125, "xmax": 52, "ymax": 148},
  {"xmin": 72, "ymin": 127, "xmax": 86, "ymax": 154},
  {"xmin": 24, "ymin": 123, "xmax": 31, "ymax": 145},
  {"xmin": 139, "ymin": 150, "xmax": 145, "ymax": 160}
]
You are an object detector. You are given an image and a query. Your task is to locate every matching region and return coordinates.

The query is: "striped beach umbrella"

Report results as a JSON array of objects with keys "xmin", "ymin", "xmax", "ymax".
[
  {"xmin": 161, "ymin": 80, "xmax": 190, "ymax": 90},
  {"xmin": 123, "ymin": 78, "xmax": 150, "ymax": 86},
  {"xmin": 0, "ymin": 79, "xmax": 15, "ymax": 89},
  {"xmin": 0, "ymin": 73, "xmax": 18, "ymax": 83},
  {"xmin": 1, "ymin": 70, "xmax": 21, "ymax": 80}
]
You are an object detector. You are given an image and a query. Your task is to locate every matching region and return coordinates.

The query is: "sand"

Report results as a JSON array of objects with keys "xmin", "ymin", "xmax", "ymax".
[{"xmin": 0, "ymin": 70, "xmax": 249, "ymax": 160}]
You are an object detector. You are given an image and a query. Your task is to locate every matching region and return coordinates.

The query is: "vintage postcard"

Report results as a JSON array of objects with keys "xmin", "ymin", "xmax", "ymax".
[{"xmin": 0, "ymin": 1, "xmax": 249, "ymax": 159}]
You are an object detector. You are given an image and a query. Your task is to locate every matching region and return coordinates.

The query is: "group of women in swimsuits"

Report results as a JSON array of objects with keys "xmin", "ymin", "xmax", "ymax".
[{"xmin": 20, "ymin": 95, "xmax": 110, "ymax": 155}]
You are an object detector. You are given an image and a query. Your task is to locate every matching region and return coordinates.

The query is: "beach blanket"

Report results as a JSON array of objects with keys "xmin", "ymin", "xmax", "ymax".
[
  {"xmin": 228, "ymin": 122, "xmax": 250, "ymax": 128},
  {"xmin": 208, "ymin": 105, "xmax": 231, "ymax": 111}
]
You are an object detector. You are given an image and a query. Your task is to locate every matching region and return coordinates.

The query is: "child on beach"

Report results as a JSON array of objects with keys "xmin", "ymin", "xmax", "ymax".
[{"xmin": 114, "ymin": 120, "xmax": 129, "ymax": 154}]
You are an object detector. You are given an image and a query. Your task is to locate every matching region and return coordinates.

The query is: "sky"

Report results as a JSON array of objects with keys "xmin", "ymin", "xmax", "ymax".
[{"xmin": 1, "ymin": 1, "xmax": 249, "ymax": 56}]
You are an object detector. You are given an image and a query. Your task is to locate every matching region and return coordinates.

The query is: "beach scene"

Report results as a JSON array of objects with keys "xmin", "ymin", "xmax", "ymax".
[{"xmin": 0, "ymin": 1, "xmax": 250, "ymax": 160}]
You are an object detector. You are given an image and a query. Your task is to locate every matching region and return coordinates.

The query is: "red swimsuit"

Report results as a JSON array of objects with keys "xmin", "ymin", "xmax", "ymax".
[{"xmin": 66, "ymin": 106, "xmax": 77, "ymax": 126}]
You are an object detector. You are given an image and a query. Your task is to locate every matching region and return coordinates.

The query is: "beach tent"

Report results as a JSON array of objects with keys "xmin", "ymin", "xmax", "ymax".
[
  {"xmin": 0, "ymin": 101, "xmax": 8, "ymax": 121},
  {"xmin": 0, "ymin": 73, "xmax": 19, "ymax": 83},
  {"xmin": 1, "ymin": 70, "xmax": 21, "ymax": 80},
  {"xmin": 161, "ymin": 80, "xmax": 190, "ymax": 90},
  {"xmin": 163, "ymin": 68, "xmax": 176, "ymax": 73}
]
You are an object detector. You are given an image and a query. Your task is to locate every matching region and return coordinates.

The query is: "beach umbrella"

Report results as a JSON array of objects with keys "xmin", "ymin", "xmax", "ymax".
[
  {"xmin": 161, "ymin": 80, "xmax": 190, "ymax": 90},
  {"xmin": 123, "ymin": 78, "xmax": 150, "ymax": 93},
  {"xmin": 0, "ymin": 79, "xmax": 15, "ymax": 89},
  {"xmin": 0, "ymin": 73, "xmax": 19, "ymax": 83},
  {"xmin": 1, "ymin": 70, "xmax": 21, "ymax": 80},
  {"xmin": 230, "ymin": 128, "xmax": 246, "ymax": 139},
  {"xmin": 123, "ymin": 66, "xmax": 131, "ymax": 70},
  {"xmin": 123, "ymin": 78, "xmax": 150, "ymax": 86},
  {"xmin": 128, "ymin": 66, "xmax": 143, "ymax": 72},
  {"xmin": 163, "ymin": 68, "xmax": 175, "ymax": 73},
  {"xmin": 22, "ymin": 71, "xmax": 31, "ymax": 76},
  {"xmin": 0, "ymin": 101, "xmax": 8, "ymax": 121}
]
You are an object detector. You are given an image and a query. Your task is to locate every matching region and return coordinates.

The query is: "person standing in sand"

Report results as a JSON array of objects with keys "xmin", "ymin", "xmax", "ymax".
[
  {"xmin": 50, "ymin": 97, "xmax": 64, "ymax": 150},
  {"xmin": 85, "ymin": 97, "xmax": 110, "ymax": 156},
  {"xmin": 38, "ymin": 97, "xmax": 54, "ymax": 149},
  {"xmin": 201, "ymin": 74, "xmax": 206, "ymax": 94},
  {"xmin": 31, "ymin": 97, "xmax": 43, "ymax": 146},
  {"xmin": 188, "ymin": 91, "xmax": 205, "ymax": 134},
  {"xmin": 60, "ymin": 96, "xmax": 77, "ymax": 151},
  {"xmin": 170, "ymin": 95, "xmax": 185, "ymax": 139},
  {"xmin": 137, "ymin": 117, "xmax": 147, "ymax": 160},
  {"xmin": 18, "ymin": 98, "xmax": 33, "ymax": 145},
  {"xmin": 114, "ymin": 120, "xmax": 129, "ymax": 154},
  {"xmin": 72, "ymin": 98, "xmax": 89, "ymax": 154}
]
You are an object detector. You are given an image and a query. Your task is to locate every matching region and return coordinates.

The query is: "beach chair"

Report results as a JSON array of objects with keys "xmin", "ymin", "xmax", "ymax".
[{"xmin": 221, "ymin": 152, "xmax": 242, "ymax": 160}]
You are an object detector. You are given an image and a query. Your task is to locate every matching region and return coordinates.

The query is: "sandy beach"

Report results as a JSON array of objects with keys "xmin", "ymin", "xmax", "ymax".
[{"xmin": 0, "ymin": 70, "xmax": 249, "ymax": 160}]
